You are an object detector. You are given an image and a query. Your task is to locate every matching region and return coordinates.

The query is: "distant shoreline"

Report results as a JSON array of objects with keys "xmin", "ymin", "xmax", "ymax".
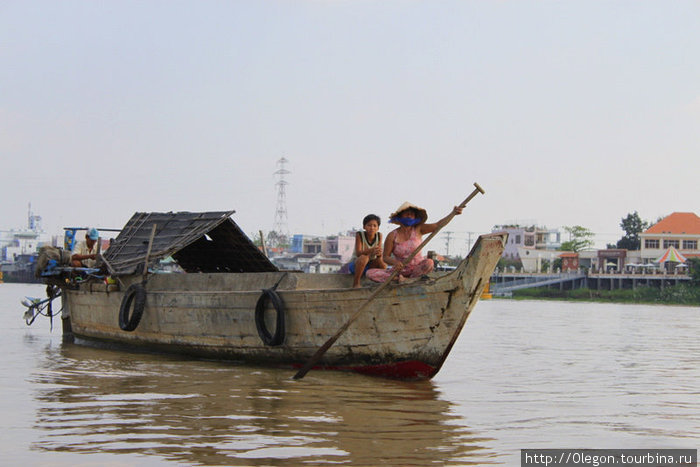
[{"xmin": 494, "ymin": 283, "xmax": 700, "ymax": 307}]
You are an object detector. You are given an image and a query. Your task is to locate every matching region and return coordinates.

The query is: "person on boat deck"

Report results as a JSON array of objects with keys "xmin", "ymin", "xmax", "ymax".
[
  {"xmin": 366, "ymin": 202, "xmax": 462, "ymax": 283},
  {"xmin": 350, "ymin": 214, "xmax": 387, "ymax": 288},
  {"xmin": 71, "ymin": 228, "xmax": 99, "ymax": 268}
]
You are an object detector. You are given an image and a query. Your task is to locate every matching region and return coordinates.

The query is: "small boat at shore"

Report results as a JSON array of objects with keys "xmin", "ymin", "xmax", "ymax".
[{"xmin": 29, "ymin": 210, "xmax": 505, "ymax": 380}]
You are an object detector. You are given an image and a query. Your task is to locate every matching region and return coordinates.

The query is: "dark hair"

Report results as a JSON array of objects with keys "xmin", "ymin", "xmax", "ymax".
[{"xmin": 363, "ymin": 214, "xmax": 381, "ymax": 227}]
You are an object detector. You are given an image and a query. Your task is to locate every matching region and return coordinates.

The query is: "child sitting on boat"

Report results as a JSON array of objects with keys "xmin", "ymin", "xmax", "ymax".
[{"xmin": 350, "ymin": 214, "xmax": 387, "ymax": 288}]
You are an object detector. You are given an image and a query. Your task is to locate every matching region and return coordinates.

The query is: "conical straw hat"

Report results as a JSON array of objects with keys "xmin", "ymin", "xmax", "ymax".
[{"xmin": 389, "ymin": 202, "xmax": 428, "ymax": 225}]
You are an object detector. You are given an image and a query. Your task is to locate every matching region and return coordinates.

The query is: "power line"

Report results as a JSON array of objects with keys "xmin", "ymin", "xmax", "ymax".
[{"xmin": 443, "ymin": 231, "xmax": 452, "ymax": 256}]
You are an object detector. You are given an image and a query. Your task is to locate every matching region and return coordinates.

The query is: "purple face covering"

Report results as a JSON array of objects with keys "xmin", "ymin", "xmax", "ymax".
[{"xmin": 391, "ymin": 217, "xmax": 421, "ymax": 227}]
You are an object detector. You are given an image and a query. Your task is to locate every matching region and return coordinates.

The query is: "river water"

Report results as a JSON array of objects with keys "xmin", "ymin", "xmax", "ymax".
[{"xmin": 2, "ymin": 283, "xmax": 698, "ymax": 466}]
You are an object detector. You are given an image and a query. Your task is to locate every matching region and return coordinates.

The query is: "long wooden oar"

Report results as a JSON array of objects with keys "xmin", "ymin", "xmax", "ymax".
[{"xmin": 293, "ymin": 182, "xmax": 486, "ymax": 380}]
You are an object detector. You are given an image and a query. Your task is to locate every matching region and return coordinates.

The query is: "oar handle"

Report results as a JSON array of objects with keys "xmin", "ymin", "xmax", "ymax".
[{"xmin": 292, "ymin": 183, "xmax": 486, "ymax": 380}]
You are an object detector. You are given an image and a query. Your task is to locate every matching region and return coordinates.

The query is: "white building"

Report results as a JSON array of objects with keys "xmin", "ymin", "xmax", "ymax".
[
  {"xmin": 517, "ymin": 247, "xmax": 562, "ymax": 272},
  {"xmin": 493, "ymin": 224, "xmax": 562, "ymax": 263}
]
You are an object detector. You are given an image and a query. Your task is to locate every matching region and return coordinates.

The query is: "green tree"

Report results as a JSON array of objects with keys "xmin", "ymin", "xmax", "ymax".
[
  {"xmin": 687, "ymin": 257, "xmax": 700, "ymax": 284},
  {"xmin": 266, "ymin": 231, "xmax": 290, "ymax": 249},
  {"xmin": 497, "ymin": 257, "xmax": 522, "ymax": 271},
  {"xmin": 560, "ymin": 225, "xmax": 594, "ymax": 252},
  {"xmin": 616, "ymin": 211, "xmax": 649, "ymax": 250},
  {"xmin": 552, "ymin": 257, "xmax": 563, "ymax": 271}
]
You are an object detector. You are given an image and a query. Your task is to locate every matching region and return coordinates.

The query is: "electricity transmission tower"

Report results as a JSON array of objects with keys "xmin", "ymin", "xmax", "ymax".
[{"xmin": 271, "ymin": 157, "xmax": 290, "ymax": 246}]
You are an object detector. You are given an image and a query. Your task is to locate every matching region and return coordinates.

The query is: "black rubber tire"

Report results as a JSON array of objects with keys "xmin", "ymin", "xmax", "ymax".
[
  {"xmin": 119, "ymin": 283, "xmax": 146, "ymax": 331},
  {"xmin": 255, "ymin": 288, "xmax": 285, "ymax": 346}
]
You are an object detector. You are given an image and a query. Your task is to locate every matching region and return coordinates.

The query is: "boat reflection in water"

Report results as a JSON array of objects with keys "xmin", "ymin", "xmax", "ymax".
[{"xmin": 29, "ymin": 342, "xmax": 495, "ymax": 465}]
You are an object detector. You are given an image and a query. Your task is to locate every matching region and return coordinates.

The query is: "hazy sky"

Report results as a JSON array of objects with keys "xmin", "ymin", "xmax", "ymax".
[{"xmin": 2, "ymin": 1, "xmax": 699, "ymax": 255}]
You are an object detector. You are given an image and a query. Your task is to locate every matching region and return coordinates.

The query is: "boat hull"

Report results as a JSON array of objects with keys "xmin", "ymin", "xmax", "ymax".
[{"xmin": 62, "ymin": 233, "xmax": 506, "ymax": 379}]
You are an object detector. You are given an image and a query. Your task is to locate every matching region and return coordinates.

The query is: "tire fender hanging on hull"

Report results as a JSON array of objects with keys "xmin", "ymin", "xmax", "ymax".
[
  {"xmin": 255, "ymin": 288, "xmax": 285, "ymax": 346},
  {"xmin": 119, "ymin": 283, "xmax": 146, "ymax": 331}
]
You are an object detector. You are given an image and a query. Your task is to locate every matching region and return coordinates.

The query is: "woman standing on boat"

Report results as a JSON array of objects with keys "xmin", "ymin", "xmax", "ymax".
[{"xmin": 366, "ymin": 202, "xmax": 462, "ymax": 283}]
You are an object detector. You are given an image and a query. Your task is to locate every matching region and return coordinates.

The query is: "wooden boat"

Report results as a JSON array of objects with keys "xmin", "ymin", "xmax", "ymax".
[{"xmin": 41, "ymin": 211, "xmax": 505, "ymax": 380}]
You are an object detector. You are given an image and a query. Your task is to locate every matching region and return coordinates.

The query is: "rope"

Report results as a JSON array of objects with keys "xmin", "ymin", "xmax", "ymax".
[{"xmin": 23, "ymin": 287, "xmax": 62, "ymax": 327}]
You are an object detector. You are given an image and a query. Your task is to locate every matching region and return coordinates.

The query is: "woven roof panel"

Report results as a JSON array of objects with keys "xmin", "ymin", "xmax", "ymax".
[{"xmin": 102, "ymin": 211, "xmax": 277, "ymax": 276}]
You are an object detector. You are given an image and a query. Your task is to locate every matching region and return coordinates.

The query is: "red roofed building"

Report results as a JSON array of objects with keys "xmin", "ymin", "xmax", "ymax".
[{"xmin": 640, "ymin": 212, "xmax": 700, "ymax": 262}]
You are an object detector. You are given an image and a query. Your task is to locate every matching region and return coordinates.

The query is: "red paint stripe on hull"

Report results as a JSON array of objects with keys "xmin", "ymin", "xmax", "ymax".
[
  {"xmin": 351, "ymin": 361, "xmax": 437, "ymax": 380},
  {"xmin": 293, "ymin": 360, "xmax": 437, "ymax": 380}
]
